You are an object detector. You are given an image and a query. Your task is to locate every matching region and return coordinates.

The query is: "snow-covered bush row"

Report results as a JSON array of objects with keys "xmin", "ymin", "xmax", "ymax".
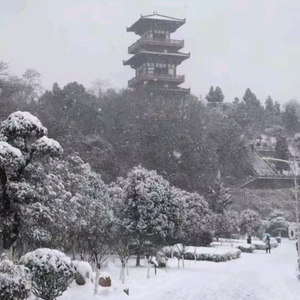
[
  {"xmin": 210, "ymin": 242, "xmax": 255, "ymax": 253},
  {"xmin": 163, "ymin": 245, "xmax": 241, "ymax": 262},
  {"xmin": 236, "ymin": 244, "xmax": 255, "ymax": 253},
  {"xmin": 217, "ymin": 238, "xmax": 278, "ymax": 250},
  {"xmin": 252, "ymin": 239, "xmax": 278, "ymax": 250},
  {"xmin": 20, "ymin": 248, "xmax": 76, "ymax": 300}
]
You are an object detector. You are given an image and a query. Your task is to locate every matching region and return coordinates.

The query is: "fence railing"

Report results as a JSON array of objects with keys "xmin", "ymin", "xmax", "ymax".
[
  {"xmin": 128, "ymin": 74, "xmax": 185, "ymax": 86},
  {"xmin": 128, "ymin": 38, "xmax": 184, "ymax": 53}
]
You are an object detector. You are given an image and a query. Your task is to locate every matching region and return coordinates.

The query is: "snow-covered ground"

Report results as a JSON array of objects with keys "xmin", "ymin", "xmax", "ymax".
[{"xmin": 58, "ymin": 239, "xmax": 300, "ymax": 300}]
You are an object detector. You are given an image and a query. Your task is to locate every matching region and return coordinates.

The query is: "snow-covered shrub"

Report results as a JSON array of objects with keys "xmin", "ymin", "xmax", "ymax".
[
  {"xmin": 163, "ymin": 245, "xmax": 241, "ymax": 262},
  {"xmin": 184, "ymin": 249, "xmax": 241, "ymax": 262},
  {"xmin": 252, "ymin": 238, "xmax": 278, "ymax": 250},
  {"xmin": 156, "ymin": 251, "xmax": 168, "ymax": 267},
  {"xmin": 236, "ymin": 244, "xmax": 255, "ymax": 253},
  {"xmin": 19, "ymin": 248, "xmax": 75, "ymax": 300},
  {"xmin": 0, "ymin": 253, "xmax": 31, "ymax": 300},
  {"xmin": 32, "ymin": 136, "xmax": 63, "ymax": 157},
  {"xmin": 72, "ymin": 260, "xmax": 93, "ymax": 285},
  {"xmin": 210, "ymin": 242, "xmax": 255, "ymax": 253},
  {"xmin": 198, "ymin": 230, "xmax": 213, "ymax": 246}
]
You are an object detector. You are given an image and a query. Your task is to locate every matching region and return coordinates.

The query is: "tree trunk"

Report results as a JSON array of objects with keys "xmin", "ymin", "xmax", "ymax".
[
  {"xmin": 72, "ymin": 241, "xmax": 76, "ymax": 260},
  {"xmin": 93, "ymin": 253, "xmax": 100, "ymax": 295},
  {"xmin": 119, "ymin": 266, "xmax": 123, "ymax": 280},
  {"xmin": 2, "ymin": 223, "xmax": 19, "ymax": 252},
  {"xmin": 94, "ymin": 266, "xmax": 100, "ymax": 294},
  {"xmin": 121, "ymin": 265, "xmax": 125, "ymax": 284},
  {"xmin": 136, "ymin": 249, "xmax": 141, "ymax": 266},
  {"xmin": 147, "ymin": 260, "xmax": 150, "ymax": 278},
  {"xmin": 136, "ymin": 235, "xmax": 143, "ymax": 266}
]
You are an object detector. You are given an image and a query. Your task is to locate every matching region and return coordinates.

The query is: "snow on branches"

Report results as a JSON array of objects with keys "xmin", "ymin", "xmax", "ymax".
[
  {"xmin": 32, "ymin": 136, "xmax": 63, "ymax": 156},
  {"xmin": 20, "ymin": 248, "xmax": 75, "ymax": 300},
  {"xmin": 0, "ymin": 111, "xmax": 63, "ymax": 251},
  {"xmin": 0, "ymin": 141, "xmax": 24, "ymax": 174},
  {"xmin": 121, "ymin": 166, "xmax": 180, "ymax": 243},
  {"xmin": 0, "ymin": 253, "xmax": 31, "ymax": 300},
  {"xmin": 1, "ymin": 111, "xmax": 47, "ymax": 140}
]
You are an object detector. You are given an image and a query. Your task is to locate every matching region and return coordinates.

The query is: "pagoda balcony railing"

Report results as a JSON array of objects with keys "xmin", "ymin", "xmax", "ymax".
[
  {"xmin": 128, "ymin": 74, "xmax": 185, "ymax": 87},
  {"xmin": 128, "ymin": 37, "xmax": 184, "ymax": 53}
]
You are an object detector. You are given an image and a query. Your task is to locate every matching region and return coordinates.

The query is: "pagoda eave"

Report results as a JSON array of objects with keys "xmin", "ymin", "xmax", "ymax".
[
  {"xmin": 123, "ymin": 51, "xmax": 190, "ymax": 68},
  {"xmin": 142, "ymin": 86, "xmax": 191, "ymax": 94},
  {"xmin": 127, "ymin": 14, "xmax": 186, "ymax": 35}
]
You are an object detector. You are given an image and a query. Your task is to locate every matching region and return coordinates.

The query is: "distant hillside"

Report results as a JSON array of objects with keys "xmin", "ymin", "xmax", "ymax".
[{"xmin": 230, "ymin": 188, "xmax": 296, "ymax": 221}]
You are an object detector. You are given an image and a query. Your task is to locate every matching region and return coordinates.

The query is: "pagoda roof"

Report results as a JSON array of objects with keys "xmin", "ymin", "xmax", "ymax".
[
  {"xmin": 126, "ymin": 13, "xmax": 186, "ymax": 35},
  {"xmin": 123, "ymin": 50, "xmax": 190, "ymax": 68}
]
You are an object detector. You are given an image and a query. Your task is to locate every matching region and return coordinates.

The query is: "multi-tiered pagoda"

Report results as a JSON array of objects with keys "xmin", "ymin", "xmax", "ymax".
[{"xmin": 123, "ymin": 13, "xmax": 190, "ymax": 94}]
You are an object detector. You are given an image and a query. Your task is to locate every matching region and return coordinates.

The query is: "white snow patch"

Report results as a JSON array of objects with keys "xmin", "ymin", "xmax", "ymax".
[
  {"xmin": 2, "ymin": 111, "xmax": 47, "ymax": 135},
  {"xmin": 0, "ymin": 141, "xmax": 22, "ymax": 158},
  {"xmin": 20, "ymin": 248, "xmax": 73, "ymax": 272},
  {"xmin": 173, "ymin": 150, "xmax": 182, "ymax": 159},
  {"xmin": 33, "ymin": 136, "xmax": 63, "ymax": 154}
]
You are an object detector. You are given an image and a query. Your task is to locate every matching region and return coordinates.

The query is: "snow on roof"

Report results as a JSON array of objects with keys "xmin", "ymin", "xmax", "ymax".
[{"xmin": 142, "ymin": 14, "xmax": 184, "ymax": 22}]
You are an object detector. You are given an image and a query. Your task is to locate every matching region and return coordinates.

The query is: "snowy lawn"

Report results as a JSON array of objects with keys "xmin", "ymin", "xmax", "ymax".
[{"xmin": 48, "ymin": 239, "xmax": 300, "ymax": 300}]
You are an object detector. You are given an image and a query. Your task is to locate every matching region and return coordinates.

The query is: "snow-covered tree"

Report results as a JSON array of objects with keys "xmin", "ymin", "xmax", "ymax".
[
  {"xmin": 9, "ymin": 153, "xmax": 92, "ymax": 257},
  {"xmin": 0, "ymin": 253, "xmax": 31, "ymax": 300},
  {"xmin": 170, "ymin": 187, "xmax": 210, "ymax": 246},
  {"xmin": 210, "ymin": 210, "xmax": 240, "ymax": 240},
  {"xmin": 78, "ymin": 202, "xmax": 114, "ymax": 269},
  {"xmin": 112, "ymin": 224, "xmax": 137, "ymax": 284},
  {"xmin": 121, "ymin": 166, "xmax": 181, "ymax": 266},
  {"xmin": 239, "ymin": 209, "xmax": 261, "ymax": 237},
  {"xmin": 206, "ymin": 171, "xmax": 232, "ymax": 214},
  {"xmin": 20, "ymin": 248, "xmax": 75, "ymax": 300},
  {"xmin": 0, "ymin": 111, "xmax": 63, "ymax": 252},
  {"xmin": 266, "ymin": 211, "xmax": 288, "ymax": 237}
]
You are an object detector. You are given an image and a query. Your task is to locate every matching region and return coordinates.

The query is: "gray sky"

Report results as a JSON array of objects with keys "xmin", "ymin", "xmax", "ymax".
[{"xmin": 1, "ymin": 0, "xmax": 299, "ymax": 104}]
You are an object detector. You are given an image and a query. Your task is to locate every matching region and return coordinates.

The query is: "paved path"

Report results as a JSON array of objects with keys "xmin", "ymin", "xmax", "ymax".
[{"xmin": 151, "ymin": 239, "xmax": 300, "ymax": 300}]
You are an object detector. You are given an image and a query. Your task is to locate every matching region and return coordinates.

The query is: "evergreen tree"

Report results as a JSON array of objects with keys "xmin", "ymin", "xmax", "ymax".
[
  {"xmin": 0, "ymin": 111, "xmax": 63, "ymax": 252},
  {"xmin": 233, "ymin": 97, "xmax": 240, "ymax": 104},
  {"xmin": 205, "ymin": 86, "xmax": 215, "ymax": 102},
  {"xmin": 214, "ymin": 86, "xmax": 225, "ymax": 102},
  {"xmin": 275, "ymin": 136, "xmax": 290, "ymax": 174},
  {"xmin": 205, "ymin": 171, "xmax": 232, "ymax": 214},
  {"xmin": 282, "ymin": 99, "xmax": 300, "ymax": 134},
  {"xmin": 205, "ymin": 86, "xmax": 224, "ymax": 103},
  {"xmin": 121, "ymin": 166, "xmax": 180, "ymax": 266},
  {"xmin": 274, "ymin": 101, "xmax": 281, "ymax": 116},
  {"xmin": 239, "ymin": 209, "xmax": 261, "ymax": 237},
  {"xmin": 265, "ymin": 96, "xmax": 274, "ymax": 114}
]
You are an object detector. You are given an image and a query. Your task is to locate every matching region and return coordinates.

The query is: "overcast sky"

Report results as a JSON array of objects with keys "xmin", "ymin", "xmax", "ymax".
[{"xmin": 1, "ymin": 0, "xmax": 300, "ymax": 104}]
